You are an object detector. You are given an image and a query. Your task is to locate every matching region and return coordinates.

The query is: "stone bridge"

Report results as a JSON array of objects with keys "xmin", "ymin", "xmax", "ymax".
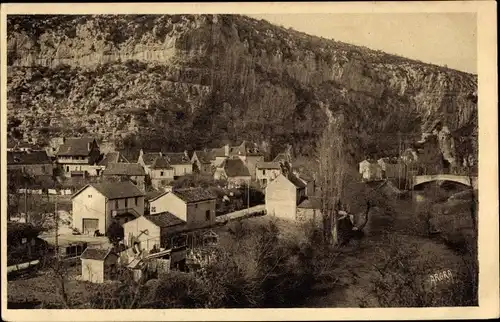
[{"xmin": 412, "ymin": 174, "xmax": 478, "ymax": 190}]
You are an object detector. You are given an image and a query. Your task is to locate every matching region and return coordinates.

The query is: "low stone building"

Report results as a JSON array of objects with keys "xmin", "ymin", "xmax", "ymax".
[
  {"xmin": 102, "ymin": 162, "xmax": 146, "ymax": 192},
  {"xmin": 359, "ymin": 159, "xmax": 383, "ymax": 182},
  {"xmin": 296, "ymin": 196, "xmax": 323, "ymax": 225},
  {"xmin": 214, "ymin": 158, "xmax": 251, "ymax": 188},
  {"xmin": 80, "ymin": 248, "xmax": 119, "ymax": 284},
  {"xmin": 7, "ymin": 150, "xmax": 54, "ymax": 177},
  {"xmin": 255, "ymin": 161, "xmax": 282, "ymax": 187}
]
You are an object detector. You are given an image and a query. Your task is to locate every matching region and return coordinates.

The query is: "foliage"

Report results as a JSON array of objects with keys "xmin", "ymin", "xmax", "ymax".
[{"xmin": 106, "ymin": 220, "xmax": 125, "ymax": 245}]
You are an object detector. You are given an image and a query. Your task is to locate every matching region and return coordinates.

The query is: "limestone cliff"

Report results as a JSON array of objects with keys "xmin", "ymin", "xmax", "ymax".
[{"xmin": 7, "ymin": 14, "xmax": 477, "ymax": 161}]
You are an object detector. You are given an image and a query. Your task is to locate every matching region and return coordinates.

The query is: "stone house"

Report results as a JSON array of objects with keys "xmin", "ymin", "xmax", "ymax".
[
  {"xmin": 213, "ymin": 158, "xmax": 251, "ymax": 188},
  {"xmin": 359, "ymin": 159, "xmax": 383, "ymax": 182},
  {"xmin": 265, "ymin": 173, "xmax": 307, "ymax": 221},
  {"xmin": 98, "ymin": 151, "xmax": 129, "ymax": 168},
  {"xmin": 102, "ymin": 163, "xmax": 146, "ymax": 192},
  {"xmin": 138, "ymin": 151, "xmax": 176, "ymax": 189},
  {"xmin": 210, "ymin": 141, "xmax": 265, "ymax": 179},
  {"xmin": 71, "ymin": 181, "xmax": 145, "ymax": 235},
  {"xmin": 7, "ymin": 150, "xmax": 54, "ymax": 177},
  {"xmin": 148, "ymin": 188, "xmax": 217, "ymax": 230},
  {"xmin": 80, "ymin": 248, "xmax": 118, "ymax": 284},
  {"xmin": 162, "ymin": 152, "xmax": 193, "ymax": 178},
  {"xmin": 123, "ymin": 211, "xmax": 187, "ymax": 253},
  {"xmin": 191, "ymin": 150, "xmax": 215, "ymax": 174},
  {"xmin": 255, "ymin": 161, "xmax": 282, "ymax": 187},
  {"xmin": 56, "ymin": 137, "xmax": 102, "ymax": 177}
]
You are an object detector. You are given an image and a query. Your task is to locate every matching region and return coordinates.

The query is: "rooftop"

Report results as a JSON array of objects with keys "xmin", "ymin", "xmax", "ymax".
[
  {"xmin": 7, "ymin": 151, "xmax": 52, "ymax": 165},
  {"xmin": 98, "ymin": 152, "xmax": 129, "ymax": 166},
  {"xmin": 103, "ymin": 163, "xmax": 146, "ymax": 176},
  {"xmin": 80, "ymin": 247, "xmax": 115, "ymax": 261},
  {"xmin": 57, "ymin": 137, "xmax": 98, "ymax": 157},
  {"xmin": 256, "ymin": 161, "xmax": 281, "ymax": 170},
  {"xmin": 150, "ymin": 156, "xmax": 174, "ymax": 170},
  {"xmin": 193, "ymin": 150, "xmax": 215, "ymax": 164},
  {"xmin": 173, "ymin": 187, "xmax": 217, "ymax": 203},
  {"xmin": 146, "ymin": 212, "xmax": 186, "ymax": 228},
  {"xmin": 297, "ymin": 197, "xmax": 323, "ymax": 210},
  {"xmin": 75, "ymin": 181, "xmax": 144, "ymax": 200},
  {"xmin": 162, "ymin": 152, "xmax": 191, "ymax": 165}
]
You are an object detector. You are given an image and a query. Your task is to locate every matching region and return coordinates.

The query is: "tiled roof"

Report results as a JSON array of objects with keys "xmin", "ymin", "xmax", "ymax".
[
  {"xmin": 81, "ymin": 247, "xmax": 114, "ymax": 261},
  {"xmin": 103, "ymin": 163, "xmax": 146, "ymax": 176},
  {"xmin": 145, "ymin": 190, "xmax": 164, "ymax": 201},
  {"xmin": 297, "ymin": 197, "xmax": 323, "ymax": 210},
  {"xmin": 7, "ymin": 151, "xmax": 52, "ymax": 165},
  {"xmin": 221, "ymin": 158, "xmax": 250, "ymax": 177},
  {"xmin": 146, "ymin": 212, "xmax": 186, "ymax": 228},
  {"xmin": 285, "ymin": 173, "xmax": 307, "ymax": 189},
  {"xmin": 99, "ymin": 152, "xmax": 129, "ymax": 166},
  {"xmin": 212, "ymin": 147, "xmax": 226, "ymax": 158},
  {"xmin": 150, "ymin": 156, "xmax": 173, "ymax": 170},
  {"xmin": 193, "ymin": 150, "xmax": 215, "ymax": 164},
  {"xmin": 76, "ymin": 181, "xmax": 144, "ymax": 200},
  {"xmin": 141, "ymin": 152, "xmax": 162, "ymax": 165},
  {"xmin": 256, "ymin": 161, "xmax": 281, "ymax": 169},
  {"xmin": 57, "ymin": 137, "xmax": 97, "ymax": 156},
  {"xmin": 162, "ymin": 152, "xmax": 191, "ymax": 165},
  {"xmin": 173, "ymin": 187, "xmax": 217, "ymax": 203}
]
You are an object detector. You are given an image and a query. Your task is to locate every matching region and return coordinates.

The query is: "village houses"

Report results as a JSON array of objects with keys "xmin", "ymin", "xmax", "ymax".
[
  {"xmin": 71, "ymin": 181, "xmax": 145, "ymax": 235},
  {"xmin": 214, "ymin": 158, "xmax": 252, "ymax": 188},
  {"xmin": 102, "ymin": 163, "xmax": 147, "ymax": 192},
  {"xmin": 162, "ymin": 152, "xmax": 193, "ymax": 178},
  {"xmin": 265, "ymin": 172, "xmax": 307, "ymax": 221},
  {"xmin": 123, "ymin": 211, "xmax": 187, "ymax": 253},
  {"xmin": 7, "ymin": 150, "xmax": 54, "ymax": 177},
  {"xmin": 191, "ymin": 149, "xmax": 215, "ymax": 174},
  {"xmin": 56, "ymin": 137, "xmax": 102, "ymax": 177},
  {"xmin": 148, "ymin": 188, "xmax": 217, "ymax": 230}
]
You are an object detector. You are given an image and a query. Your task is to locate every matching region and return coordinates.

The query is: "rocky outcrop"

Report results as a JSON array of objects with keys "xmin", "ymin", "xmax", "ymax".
[{"xmin": 7, "ymin": 15, "xmax": 477, "ymax": 159}]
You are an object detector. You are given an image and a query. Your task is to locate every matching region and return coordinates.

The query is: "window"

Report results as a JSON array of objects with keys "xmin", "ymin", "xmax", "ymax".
[
  {"xmin": 195, "ymin": 204, "xmax": 198, "ymax": 208},
  {"xmin": 66, "ymin": 166, "xmax": 69, "ymax": 172},
  {"xmin": 151, "ymin": 206, "xmax": 156, "ymax": 213},
  {"xmin": 135, "ymin": 197, "xmax": 138, "ymax": 206},
  {"xmin": 88, "ymin": 194, "xmax": 92, "ymax": 198},
  {"xmin": 160, "ymin": 171, "xmax": 164, "ymax": 177},
  {"xmin": 125, "ymin": 198, "xmax": 128, "ymax": 208},
  {"xmin": 263, "ymin": 169, "xmax": 266, "ymax": 175},
  {"xmin": 115, "ymin": 200, "xmax": 119, "ymax": 209},
  {"xmin": 205, "ymin": 210, "xmax": 210, "ymax": 221}
]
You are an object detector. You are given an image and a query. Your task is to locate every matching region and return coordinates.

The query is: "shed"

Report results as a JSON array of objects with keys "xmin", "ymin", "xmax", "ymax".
[{"xmin": 80, "ymin": 247, "xmax": 118, "ymax": 283}]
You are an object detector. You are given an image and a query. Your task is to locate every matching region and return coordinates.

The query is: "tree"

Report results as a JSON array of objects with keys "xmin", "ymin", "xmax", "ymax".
[
  {"xmin": 107, "ymin": 220, "xmax": 124, "ymax": 245},
  {"xmin": 316, "ymin": 112, "xmax": 347, "ymax": 245}
]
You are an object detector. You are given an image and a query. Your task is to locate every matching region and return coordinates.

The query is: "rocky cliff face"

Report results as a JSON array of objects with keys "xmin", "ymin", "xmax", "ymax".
[{"xmin": 7, "ymin": 14, "xmax": 477, "ymax": 162}]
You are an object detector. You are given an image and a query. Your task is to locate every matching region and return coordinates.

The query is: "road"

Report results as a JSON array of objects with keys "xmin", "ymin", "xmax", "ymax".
[{"xmin": 216, "ymin": 204, "xmax": 266, "ymax": 223}]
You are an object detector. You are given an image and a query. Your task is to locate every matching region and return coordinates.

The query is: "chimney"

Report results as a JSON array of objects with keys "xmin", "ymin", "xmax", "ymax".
[
  {"xmin": 159, "ymin": 151, "xmax": 163, "ymax": 157},
  {"xmin": 184, "ymin": 150, "xmax": 189, "ymax": 159},
  {"xmin": 224, "ymin": 144, "xmax": 230, "ymax": 157},
  {"xmin": 87, "ymin": 142, "xmax": 91, "ymax": 151},
  {"xmin": 139, "ymin": 149, "xmax": 144, "ymax": 159}
]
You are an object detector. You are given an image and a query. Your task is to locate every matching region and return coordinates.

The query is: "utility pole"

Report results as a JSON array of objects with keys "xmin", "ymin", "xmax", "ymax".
[{"xmin": 55, "ymin": 197, "xmax": 59, "ymax": 258}]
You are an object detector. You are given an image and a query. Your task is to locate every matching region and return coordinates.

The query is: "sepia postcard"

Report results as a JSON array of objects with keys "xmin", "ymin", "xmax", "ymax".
[{"xmin": 1, "ymin": 1, "xmax": 498, "ymax": 321}]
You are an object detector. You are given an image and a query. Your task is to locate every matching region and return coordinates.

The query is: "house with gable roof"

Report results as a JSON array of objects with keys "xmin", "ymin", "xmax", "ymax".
[
  {"xmin": 265, "ymin": 172, "xmax": 307, "ymax": 221},
  {"xmin": 102, "ymin": 163, "xmax": 146, "ymax": 192},
  {"xmin": 255, "ymin": 161, "xmax": 282, "ymax": 187},
  {"xmin": 137, "ymin": 150, "xmax": 176, "ymax": 189},
  {"xmin": 191, "ymin": 149, "xmax": 215, "ymax": 174},
  {"xmin": 80, "ymin": 247, "xmax": 119, "ymax": 283},
  {"xmin": 7, "ymin": 150, "xmax": 54, "ymax": 177},
  {"xmin": 123, "ymin": 211, "xmax": 187, "ymax": 253},
  {"xmin": 56, "ymin": 137, "xmax": 102, "ymax": 177},
  {"xmin": 162, "ymin": 151, "xmax": 193, "ymax": 178},
  {"xmin": 213, "ymin": 158, "xmax": 251, "ymax": 188},
  {"xmin": 71, "ymin": 181, "xmax": 145, "ymax": 235},
  {"xmin": 148, "ymin": 187, "xmax": 217, "ymax": 229}
]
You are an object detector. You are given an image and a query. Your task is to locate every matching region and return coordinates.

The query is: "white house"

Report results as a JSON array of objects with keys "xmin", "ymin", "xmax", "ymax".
[
  {"xmin": 255, "ymin": 161, "xmax": 282, "ymax": 187},
  {"xmin": 71, "ymin": 181, "xmax": 145, "ymax": 235},
  {"xmin": 80, "ymin": 247, "xmax": 118, "ymax": 284},
  {"xmin": 265, "ymin": 173, "xmax": 307, "ymax": 221},
  {"xmin": 359, "ymin": 159, "xmax": 383, "ymax": 182},
  {"xmin": 56, "ymin": 137, "xmax": 102, "ymax": 177},
  {"xmin": 123, "ymin": 212, "xmax": 187, "ymax": 253},
  {"xmin": 148, "ymin": 188, "xmax": 217, "ymax": 229},
  {"xmin": 213, "ymin": 158, "xmax": 251, "ymax": 188}
]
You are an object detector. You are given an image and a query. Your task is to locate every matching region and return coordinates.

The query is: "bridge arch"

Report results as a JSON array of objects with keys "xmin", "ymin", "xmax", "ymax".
[{"xmin": 412, "ymin": 174, "xmax": 477, "ymax": 190}]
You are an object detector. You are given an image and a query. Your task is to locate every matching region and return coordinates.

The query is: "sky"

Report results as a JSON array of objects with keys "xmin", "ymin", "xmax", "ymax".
[{"xmin": 249, "ymin": 13, "xmax": 477, "ymax": 74}]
